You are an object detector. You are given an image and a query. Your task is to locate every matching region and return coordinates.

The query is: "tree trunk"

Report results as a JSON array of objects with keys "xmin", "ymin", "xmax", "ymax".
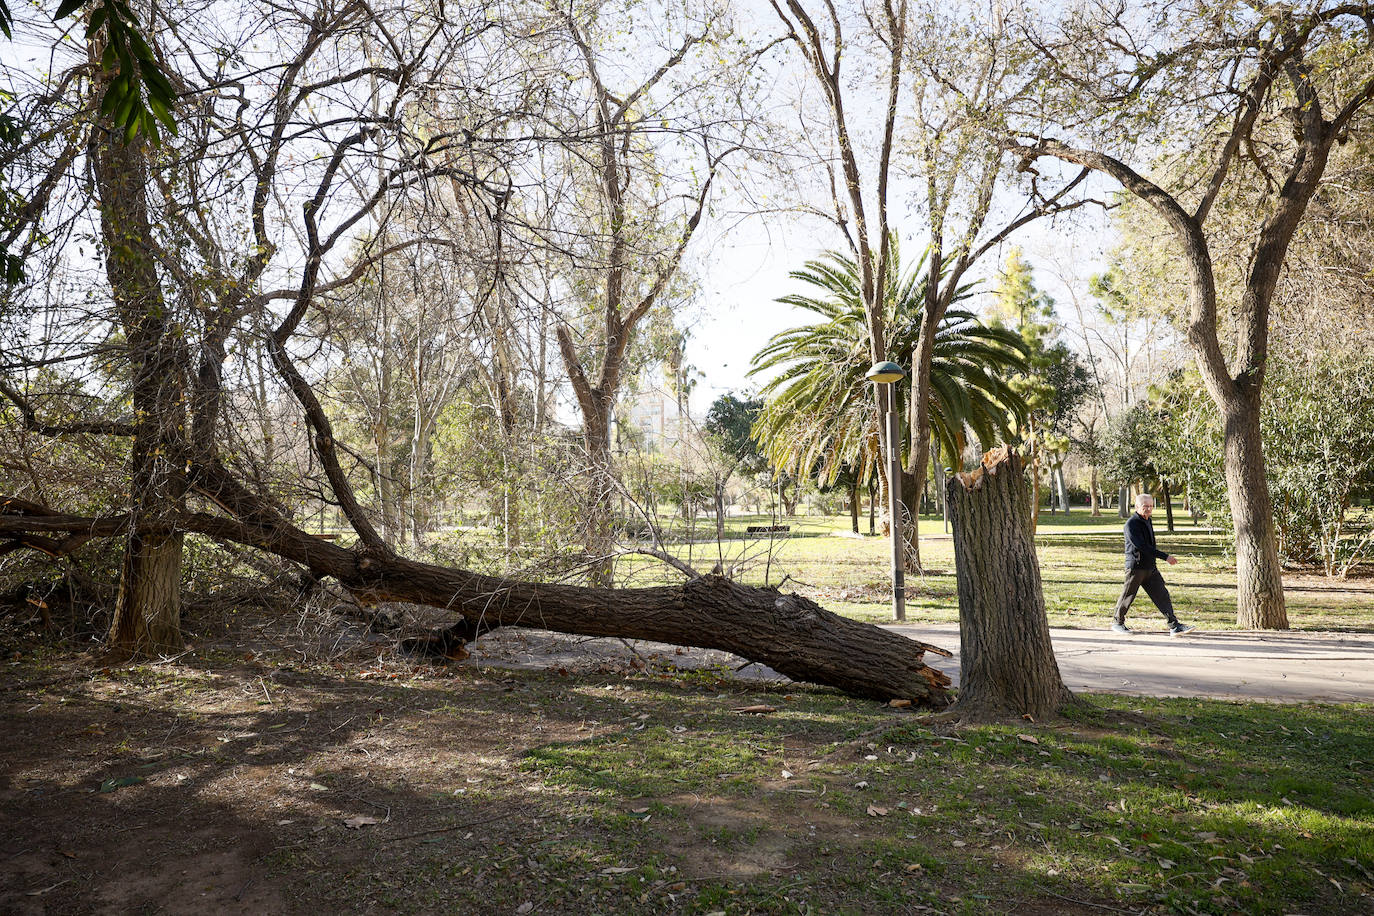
[
  {"xmin": 781, "ymin": 477, "xmax": 800, "ymax": 517},
  {"xmin": 848, "ymin": 475, "xmax": 860, "ymax": 534},
  {"xmin": 714, "ymin": 481, "xmax": 727, "ymax": 543},
  {"xmin": 1, "ymin": 498, "xmax": 955, "ymax": 704},
  {"xmin": 945, "ymin": 449, "xmax": 1072, "ymax": 721},
  {"xmin": 1222, "ymin": 397, "xmax": 1288, "ymax": 629},
  {"xmin": 1055, "ymin": 465, "xmax": 1070, "ymax": 515},
  {"xmin": 1161, "ymin": 478, "xmax": 1175, "ymax": 532},
  {"xmin": 583, "ymin": 398, "xmax": 617, "ymax": 586},
  {"xmin": 342, "ymin": 563, "xmax": 953, "ymax": 704},
  {"xmin": 899, "ymin": 469, "xmax": 920, "ymax": 574},
  {"xmin": 867, "ymin": 475, "xmax": 877, "ymax": 535},
  {"xmin": 1118, "ymin": 485, "xmax": 1130, "ymax": 519},
  {"xmin": 932, "ymin": 438, "xmax": 950, "ymax": 534},
  {"xmin": 93, "ymin": 110, "xmax": 185, "ymax": 657},
  {"xmin": 1090, "ymin": 466, "xmax": 1101, "ymax": 517}
]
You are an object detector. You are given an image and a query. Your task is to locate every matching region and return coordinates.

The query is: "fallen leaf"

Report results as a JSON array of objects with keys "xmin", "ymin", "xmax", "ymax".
[
  {"xmin": 952, "ymin": 840, "xmax": 967, "ymax": 847},
  {"xmin": 343, "ymin": 815, "xmax": 381, "ymax": 828},
  {"xmin": 781, "ymin": 770, "xmax": 793, "ymax": 779},
  {"xmin": 1017, "ymin": 734, "xmax": 1039, "ymax": 745},
  {"xmin": 866, "ymin": 805, "xmax": 890, "ymax": 817},
  {"xmin": 905, "ymin": 863, "xmax": 924, "ymax": 872},
  {"xmin": 515, "ymin": 904, "xmax": 534, "ymax": 915},
  {"xmin": 733, "ymin": 705, "xmax": 776, "ymax": 714},
  {"xmin": 25, "ymin": 882, "xmax": 66, "ymax": 897},
  {"xmin": 98, "ymin": 776, "xmax": 144, "ymax": 793},
  {"xmin": 888, "ymin": 699, "xmax": 912, "ymax": 708},
  {"xmin": 601, "ymin": 866, "xmax": 635, "ymax": 875}
]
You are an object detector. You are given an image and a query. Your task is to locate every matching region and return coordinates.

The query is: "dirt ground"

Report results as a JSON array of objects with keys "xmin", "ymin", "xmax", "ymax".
[
  {"xmin": 2, "ymin": 613, "xmax": 913, "ymax": 916},
  {"xmin": 3, "ymin": 604, "xmax": 1366, "ymax": 915}
]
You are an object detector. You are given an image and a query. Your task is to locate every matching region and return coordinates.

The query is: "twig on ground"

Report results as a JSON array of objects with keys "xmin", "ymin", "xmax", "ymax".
[
  {"xmin": 382, "ymin": 811, "xmax": 537, "ymax": 844},
  {"xmin": 1043, "ymin": 890, "xmax": 1147, "ymax": 914}
]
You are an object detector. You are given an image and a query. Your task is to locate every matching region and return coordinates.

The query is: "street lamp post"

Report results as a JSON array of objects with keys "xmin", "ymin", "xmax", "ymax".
[{"xmin": 866, "ymin": 361, "xmax": 907, "ymax": 622}]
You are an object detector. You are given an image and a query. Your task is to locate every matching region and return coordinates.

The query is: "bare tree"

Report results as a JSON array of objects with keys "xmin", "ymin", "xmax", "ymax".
[
  {"xmin": 0, "ymin": 0, "xmax": 955, "ymax": 700},
  {"xmin": 547, "ymin": 0, "xmax": 741, "ymax": 584}
]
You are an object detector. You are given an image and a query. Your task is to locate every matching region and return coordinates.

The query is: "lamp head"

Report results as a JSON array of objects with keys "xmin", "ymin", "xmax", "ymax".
[{"xmin": 865, "ymin": 361, "xmax": 906, "ymax": 384}]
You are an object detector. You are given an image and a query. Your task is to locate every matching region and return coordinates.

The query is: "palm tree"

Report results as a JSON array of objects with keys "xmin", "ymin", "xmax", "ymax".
[{"xmin": 749, "ymin": 243, "xmax": 1028, "ymax": 566}]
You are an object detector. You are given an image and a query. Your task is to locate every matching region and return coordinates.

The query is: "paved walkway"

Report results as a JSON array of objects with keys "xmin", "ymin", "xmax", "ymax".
[
  {"xmin": 468, "ymin": 623, "xmax": 1374, "ymax": 704},
  {"xmin": 894, "ymin": 623, "xmax": 1374, "ymax": 704}
]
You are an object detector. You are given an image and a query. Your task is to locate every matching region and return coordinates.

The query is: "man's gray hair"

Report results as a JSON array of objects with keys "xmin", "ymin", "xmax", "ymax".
[{"xmin": 1134, "ymin": 493, "xmax": 1156, "ymax": 511}]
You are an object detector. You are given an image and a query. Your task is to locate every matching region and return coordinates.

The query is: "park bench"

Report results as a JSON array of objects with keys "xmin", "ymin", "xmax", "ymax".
[{"xmin": 745, "ymin": 525, "xmax": 791, "ymax": 536}]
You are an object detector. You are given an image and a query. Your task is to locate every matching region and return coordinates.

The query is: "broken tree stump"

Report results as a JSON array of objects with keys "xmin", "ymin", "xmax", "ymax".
[{"xmin": 946, "ymin": 447, "xmax": 1072, "ymax": 721}]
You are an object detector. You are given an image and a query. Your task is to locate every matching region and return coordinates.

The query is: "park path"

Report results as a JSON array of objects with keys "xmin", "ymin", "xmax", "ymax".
[
  {"xmin": 466, "ymin": 623, "xmax": 1374, "ymax": 704},
  {"xmin": 893, "ymin": 623, "xmax": 1374, "ymax": 704}
]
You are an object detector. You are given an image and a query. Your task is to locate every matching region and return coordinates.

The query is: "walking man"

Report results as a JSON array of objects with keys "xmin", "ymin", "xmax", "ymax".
[{"xmin": 1112, "ymin": 493, "xmax": 1195, "ymax": 635}]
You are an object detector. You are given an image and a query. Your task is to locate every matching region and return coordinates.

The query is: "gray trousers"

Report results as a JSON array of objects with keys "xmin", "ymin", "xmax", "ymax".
[{"xmin": 1114, "ymin": 567, "xmax": 1178, "ymax": 626}]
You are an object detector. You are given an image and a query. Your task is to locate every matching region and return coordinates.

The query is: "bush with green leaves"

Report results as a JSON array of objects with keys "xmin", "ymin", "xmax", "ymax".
[
  {"xmin": 1150, "ymin": 361, "xmax": 1374, "ymax": 575},
  {"xmin": 1262, "ymin": 352, "xmax": 1374, "ymax": 575}
]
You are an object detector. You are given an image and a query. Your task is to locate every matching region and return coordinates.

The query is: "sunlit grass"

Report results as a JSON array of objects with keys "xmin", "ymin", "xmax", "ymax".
[
  {"xmin": 513, "ymin": 677, "xmax": 1374, "ymax": 915},
  {"xmin": 611, "ymin": 509, "xmax": 1374, "ymax": 632}
]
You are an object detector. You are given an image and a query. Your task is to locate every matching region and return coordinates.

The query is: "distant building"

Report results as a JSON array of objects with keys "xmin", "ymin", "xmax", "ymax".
[{"xmin": 618, "ymin": 383, "xmax": 689, "ymax": 453}]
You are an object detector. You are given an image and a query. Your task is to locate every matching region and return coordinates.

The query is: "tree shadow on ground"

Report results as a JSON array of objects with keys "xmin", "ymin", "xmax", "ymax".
[{"xmin": 3, "ymin": 652, "xmax": 1370, "ymax": 915}]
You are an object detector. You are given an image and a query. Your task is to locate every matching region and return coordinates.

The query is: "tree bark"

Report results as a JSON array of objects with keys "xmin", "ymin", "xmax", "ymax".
[
  {"xmin": 714, "ymin": 476, "xmax": 731, "ymax": 545},
  {"xmin": 584, "ymin": 398, "xmax": 616, "ymax": 585},
  {"xmin": 867, "ymin": 474, "xmax": 877, "ymax": 535},
  {"xmin": 945, "ymin": 449, "xmax": 1072, "ymax": 721},
  {"xmin": 1223, "ymin": 396, "xmax": 1288, "ymax": 629},
  {"xmin": 899, "ymin": 469, "xmax": 920, "ymax": 574},
  {"xmin": 93, "ymin": 113, "xmax": 185, "ymax": 657}
]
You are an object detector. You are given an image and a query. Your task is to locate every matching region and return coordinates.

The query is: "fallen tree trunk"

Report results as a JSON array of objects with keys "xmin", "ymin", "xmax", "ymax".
[{"xmin": 0, "ymin": 498, "xmax": 954, "ymax": 705}]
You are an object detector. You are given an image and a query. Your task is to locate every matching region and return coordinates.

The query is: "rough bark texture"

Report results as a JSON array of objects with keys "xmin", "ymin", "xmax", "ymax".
[
  {"xmin": 1223, "ymin": 397, "xmax": 1289, "ymax": 629},
  {"xmin": 370, "ymin": 569, "xmax": 955, "ymax": 704},
  {"xmin": 93, "ymin": 121, "xmax": 185, "ymax": 657},
  {"xmin": 946, "ymin": 449, "xmax": 1071, "ymax": 721}
]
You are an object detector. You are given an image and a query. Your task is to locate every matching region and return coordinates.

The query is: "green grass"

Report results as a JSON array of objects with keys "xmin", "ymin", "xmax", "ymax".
[
  {"xmin": 502, "ymin": 676, "xmax": 1374, "ymax": 915},
  {"xmin": 610, "ymin": 509, "xmax": 1374, "ymax": 632}
]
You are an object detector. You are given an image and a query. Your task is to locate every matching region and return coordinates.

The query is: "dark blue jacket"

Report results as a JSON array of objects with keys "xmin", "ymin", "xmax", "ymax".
[{"xmin": 1124, "ymin": 513, "xmax": 1169, "ymax": 572}]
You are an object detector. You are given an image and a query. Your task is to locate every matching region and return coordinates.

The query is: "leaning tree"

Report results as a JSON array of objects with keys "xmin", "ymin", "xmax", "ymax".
[{"xmin": 1003, "ymin": 0, "xmax": 1374, "ymax": 629}]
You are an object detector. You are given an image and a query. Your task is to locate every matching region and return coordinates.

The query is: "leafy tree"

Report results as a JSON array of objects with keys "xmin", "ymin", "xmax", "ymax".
[
  {"xmin": 750, "ymin": 244, "xmax": 1028, "ymax": 565},
  {"xmin": 704, "ymin": 394, "xmax": 767, "ymax": 478},
  {"xmin": 1006, "ymin": 0, "xmax": 1374, "ymax": 628},
  {"xmin": 1263, "ymin": 351, "xmax": 1374, "ymax": 575},
  {"xmin": 702, "ymin": 393, "xmax": 767, "ymax": 540},
  {"xmin": 989, "ymin": 248, "xmax": 1089, "ymax": 523}
]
